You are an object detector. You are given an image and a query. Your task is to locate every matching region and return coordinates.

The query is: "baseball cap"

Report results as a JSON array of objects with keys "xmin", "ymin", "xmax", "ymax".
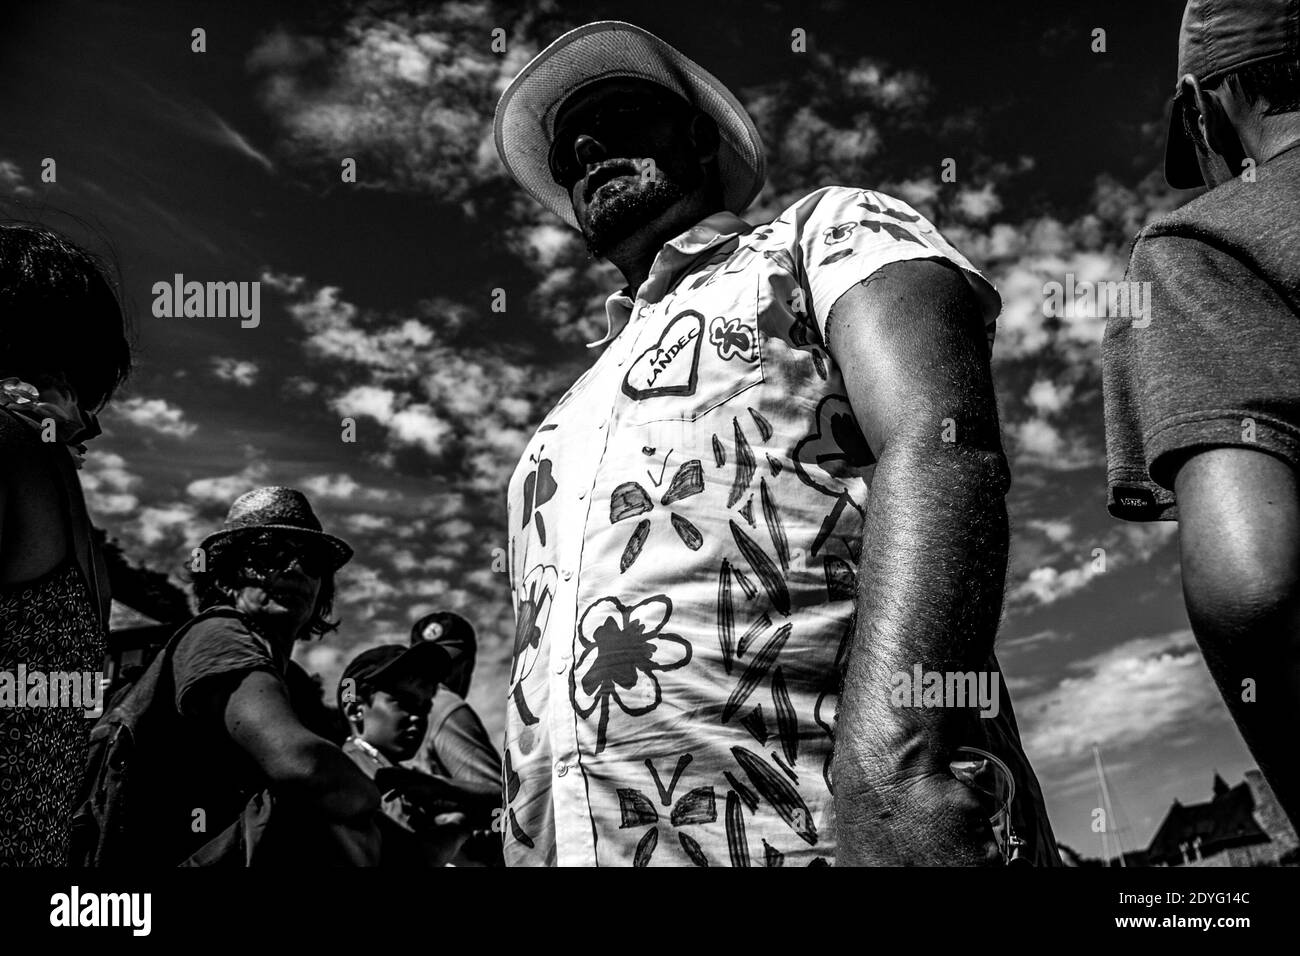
[
  {"xmin": 337, "ymin": 643, "xmax": 452, "ymax": 711},
  {"xmin": 1165, "ymin": 0, "xmax": 1300, "ymax": 188},
  {"xmin": 411, "ymin": 611, "xmax": 476, "ymax": 696}
]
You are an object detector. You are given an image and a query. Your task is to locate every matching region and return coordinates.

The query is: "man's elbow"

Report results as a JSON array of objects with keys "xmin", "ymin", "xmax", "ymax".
[{"xmin": 884, "ymin": 430, "xmax": 1010, "ymax": 497}]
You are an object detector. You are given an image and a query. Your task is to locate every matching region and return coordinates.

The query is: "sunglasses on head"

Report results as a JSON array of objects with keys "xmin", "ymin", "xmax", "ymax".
[{"xmin": 547, "ymin": 92, "xmax": 693, "ymax": 188}]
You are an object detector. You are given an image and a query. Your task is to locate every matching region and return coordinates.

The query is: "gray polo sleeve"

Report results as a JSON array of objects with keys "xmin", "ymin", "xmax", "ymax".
[{"xmin": 1103, "ymin": 232, "xmax": 1300, "ymax": 521}]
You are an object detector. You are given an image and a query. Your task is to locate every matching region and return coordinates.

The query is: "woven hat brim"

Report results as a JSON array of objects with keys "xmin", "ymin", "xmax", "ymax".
[
  {"xmin": 494, "ymin": 20, "xmax": 766, "ymax": 231},
  {"xmin": 197, "ymin": 525, "xmax": 354, "ymax": 572}
]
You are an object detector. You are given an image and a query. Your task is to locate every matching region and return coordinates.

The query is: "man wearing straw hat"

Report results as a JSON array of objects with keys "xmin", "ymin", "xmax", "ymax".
[{"xmin": 496, "ymin": 21, "xmax": 1057, "ymax": 866}]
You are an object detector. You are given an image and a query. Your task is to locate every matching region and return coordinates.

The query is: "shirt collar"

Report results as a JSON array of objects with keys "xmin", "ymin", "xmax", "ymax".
[{"xmin": 587, "ymin": 210, "xmax": 754, "ymax": 349}]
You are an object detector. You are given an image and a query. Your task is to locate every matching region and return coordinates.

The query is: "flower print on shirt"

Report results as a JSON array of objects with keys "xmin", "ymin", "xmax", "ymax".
[{"xmin": 569, "ymin": 594, "xmax": 692, "ymax": 753}]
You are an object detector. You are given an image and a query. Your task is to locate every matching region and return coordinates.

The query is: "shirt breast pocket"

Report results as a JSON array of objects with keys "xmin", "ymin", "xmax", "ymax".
[{"xmin": 620, "ymin": 274, "xmax": 766, "ymax": 426}]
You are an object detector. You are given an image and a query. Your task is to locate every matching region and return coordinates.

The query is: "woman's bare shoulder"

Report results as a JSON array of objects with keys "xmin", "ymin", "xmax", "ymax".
[
  {"xmin": 0, "ymin": 412, "xmax": 49, "ymax": 488},
  {"xmin": 0, "ymin": 410, "xmax": 38, "ymax": 454}
]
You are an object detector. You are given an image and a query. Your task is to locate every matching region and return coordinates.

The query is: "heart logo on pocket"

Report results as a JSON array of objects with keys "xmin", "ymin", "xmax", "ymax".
[{"xmin": 622, "ymin": 310, "xmax": 703, "ymax": 401}]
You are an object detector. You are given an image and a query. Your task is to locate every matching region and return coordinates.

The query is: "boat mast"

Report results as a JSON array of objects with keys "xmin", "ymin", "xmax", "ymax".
[{"xmin": 1093, "ymin": 743, "xmax": 1126, "ymax": 867}]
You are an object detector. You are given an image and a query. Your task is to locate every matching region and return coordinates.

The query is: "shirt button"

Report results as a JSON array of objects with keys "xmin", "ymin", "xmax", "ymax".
[
  {"xmin": 555, "ymin": 761, "xmax": 570, "ymax": 777},
  {"xmin": 562, "ymin": 569, "xmax": 573, "ymax": 581}
]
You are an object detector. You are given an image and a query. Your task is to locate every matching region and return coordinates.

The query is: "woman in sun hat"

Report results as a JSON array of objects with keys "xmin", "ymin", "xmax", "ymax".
[{"xmin": 86, "ymin": 487, "xmax": 385, "ymax": 866}]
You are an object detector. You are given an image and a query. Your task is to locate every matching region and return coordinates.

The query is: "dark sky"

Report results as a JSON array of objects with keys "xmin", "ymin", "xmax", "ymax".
[{"xmin": 1, "ymin": 0, "xmax": 1249, "ymax": 858}]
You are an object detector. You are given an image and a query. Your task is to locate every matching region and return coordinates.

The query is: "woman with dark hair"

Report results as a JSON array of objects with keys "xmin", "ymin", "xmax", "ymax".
[
  {"xmin": 0, "ymin": 223, "xmax": 131, "ymax": 866},
  {"xmin": 99, "ymin": 486, "xmax": 383, "ymax": 865}
]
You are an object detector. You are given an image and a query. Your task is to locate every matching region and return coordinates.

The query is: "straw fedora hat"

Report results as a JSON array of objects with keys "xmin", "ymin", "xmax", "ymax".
[
  {"xmin": 197, "ymin": 486, "xmax": 353, "ymax": 572},
  {"xmin": 494, "ymin": 20, "xmax": 767, "ymax": 230}
]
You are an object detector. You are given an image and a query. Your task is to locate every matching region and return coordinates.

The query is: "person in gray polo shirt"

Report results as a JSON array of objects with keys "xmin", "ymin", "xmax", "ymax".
[{"xmin": 1103, "ymin": 0, "xmax": 1300, "ymax": 828}]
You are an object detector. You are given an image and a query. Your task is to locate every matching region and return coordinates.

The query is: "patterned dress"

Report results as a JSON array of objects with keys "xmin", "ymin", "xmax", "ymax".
[{"xmin": 0, "ymin": 558, "xmax": 104, "ymax": 866}]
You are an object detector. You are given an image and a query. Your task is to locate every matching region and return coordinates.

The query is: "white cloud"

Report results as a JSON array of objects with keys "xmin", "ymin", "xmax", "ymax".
[
  {"xmin": 956, "ymin": 183, "xmax": 1001, "ymax": 221},
  {"xmin": 1010, "ymin": 522, "xmax": 1177, "ymax": 607},
  {"xmin": 334, "ymin": 384, "xmax": 396, "ymax": 421},
  {"xmin": 332, "ymin": 385, "xmax": 454, "ymax": 456},
  {"xmin": 1009, "ymin": 417, "xmax": 1101, "ymax": 471},
  {"xmin": 1013, "ymin": 561, "xmax": 1100, "ymax": 606},
  {"xmin": 513, "ymin": 222, "xmax": 577, "ymax": 270},
  {"xmin": 269, "ymin": 273, "xmax": 564, "ymax": 494},
  {"xmin": 133, "ymin": 502, "xmax": 204, "ymax": 548},
  {"xmin": 212, "ymin": 357, "xmax": 260, "ymax": 386},
  {"xmin": 0, "ymin": 159, "xmax": 34, "ymax": 198},
  {"xmin": 1017, "ymin": 630, "xmax": 1223, "ymax": 765},
  {"xmin": 389, "ymin": 403, "xmax": 454, "ymax": 455},
  {"xmin": 842, "ymin": 60, "xmax": 930, "ymax": 109},
  {"xmin": 1000, "ymin": 628, "xmax": 1067, "ymax": 650},
  {"xmin": 888, "ymin": 177, "xmax": 940, "ymax": 210},
  {"xmin": 1027, "ymin": 518, "xmax": 1073, "ymax": 544},
  {"xmin": 293, "ymin": 644, "xmax": 349, "ymax": 705},
  {"xmin": 248, "ymin": 7, "xmax": 510, "ymax": 199},
  {"xmin": 80, "ymin": 451, "xmax": 141, "ymax": 515},
  {"xmin": 1026, "ymin": 378, "xmax": 1073, "ymax": 414},
  {"xmin": 112, "ymin": 397, "xmax": 198, "ymax": 439},
  {"xmin": 299, "ymin": 472, "xmax": 393, "ymax": 502},
  {"xmin": 336, "ymin": 562, "xmax": 402, "ymax": 617},
  {"xmin": 341, "ymin": 512, "xmax": 392, "ymax": 534},
  {"xmin": 186, "ymin": 464, "xmax": 269, "ymax": 505}
]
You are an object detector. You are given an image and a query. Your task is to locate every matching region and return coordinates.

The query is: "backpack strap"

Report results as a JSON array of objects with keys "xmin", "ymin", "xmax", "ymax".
[
  {"xmin": 99, "ymin": 607, "xmax": 242, "ymax": 728},
  {"xmin": 68, "ymin": 606, "xmax": 249, "ymax": 866}
]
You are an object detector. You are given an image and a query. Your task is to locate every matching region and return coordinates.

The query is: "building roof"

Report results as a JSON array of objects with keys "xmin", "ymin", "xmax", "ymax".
[{"xmin": 1146, "ymin": 774, "xmax": 1269, "ymax": 865}]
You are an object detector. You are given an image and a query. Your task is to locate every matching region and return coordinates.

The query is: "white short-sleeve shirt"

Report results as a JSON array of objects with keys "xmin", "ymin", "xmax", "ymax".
[{"xmin": 503, "ymin": 186, "xmax": 1053, "ymax": 866}]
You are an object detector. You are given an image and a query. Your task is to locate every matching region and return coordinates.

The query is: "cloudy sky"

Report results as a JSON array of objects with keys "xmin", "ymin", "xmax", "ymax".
[{"xmin": 2, "ymin": 0, "xmax": 1256, "ymax": 857}]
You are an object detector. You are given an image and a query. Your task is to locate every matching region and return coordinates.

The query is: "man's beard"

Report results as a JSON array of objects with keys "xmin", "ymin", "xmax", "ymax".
[{"xmin": 581, "ymin": 174, "xmax": 691, "ymax": 259}]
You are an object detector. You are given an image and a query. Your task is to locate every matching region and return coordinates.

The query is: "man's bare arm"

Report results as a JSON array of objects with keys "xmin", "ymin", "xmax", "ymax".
[
  {"xmin": 1174, "ymin": 447, "xmax": 1300, "ymax": 827},
  {"xmin": 827, "ymin": 258, "xmax": 1008, "ymax": 865}
]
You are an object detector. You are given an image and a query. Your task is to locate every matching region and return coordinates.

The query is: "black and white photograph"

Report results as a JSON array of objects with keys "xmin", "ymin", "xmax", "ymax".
[{"xmin": 0, "ymin": 0, "xmax": 1297, "ymax": 937}]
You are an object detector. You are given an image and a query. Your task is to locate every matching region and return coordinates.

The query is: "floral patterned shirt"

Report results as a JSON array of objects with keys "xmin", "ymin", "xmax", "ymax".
[{"xmin": 504, "ymin": 185, "xmax": 1057, "ymax": 866}]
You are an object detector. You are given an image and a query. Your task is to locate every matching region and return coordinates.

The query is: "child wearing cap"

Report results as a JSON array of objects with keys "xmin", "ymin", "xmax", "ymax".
[{"xmin": 338, "ymin": 644, "xmax": 472, "ymax": 867}]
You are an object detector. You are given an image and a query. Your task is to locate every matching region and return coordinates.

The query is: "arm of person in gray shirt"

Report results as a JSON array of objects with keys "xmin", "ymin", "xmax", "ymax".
[
  {"xmin": 1176, "ymin": 449, "xmax": 1300, "ymax": 827},
  {"xmin": 1114, "ymin": 232, "xmax": 1300, "ymax": 830},
  {"xmin": 1132, "ymin": 236, "xmax": 1300, "ymax": 829}
]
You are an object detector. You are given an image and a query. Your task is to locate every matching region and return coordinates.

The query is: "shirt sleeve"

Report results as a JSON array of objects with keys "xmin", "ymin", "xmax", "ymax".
[
  {"xmin": 1103, "ymin": 233, "xmax": 1300, "ymax": 521},
  {"xmin": 790, "ymin": 186, "xmax": 1001, "ymax": 343},
  {"xmin": 426, "ymin": 692, "xmax": 502, "ymax": 789},
  {"xmin": 172, "ymin": 614, "xmax": 283, "ymax": 718}
]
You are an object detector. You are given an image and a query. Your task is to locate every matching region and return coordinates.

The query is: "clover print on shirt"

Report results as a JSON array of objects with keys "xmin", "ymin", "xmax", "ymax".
[
  {"xmin": 708, "ymin": 315, "xmax": 758, "ymax": 363},
  {"xmin": 617, "ymin": 754, "xmax": 717, "ymax": 867},
  {"xmin": 609, "ymin": 455, "xmax": 707, "ymax": 572}
]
